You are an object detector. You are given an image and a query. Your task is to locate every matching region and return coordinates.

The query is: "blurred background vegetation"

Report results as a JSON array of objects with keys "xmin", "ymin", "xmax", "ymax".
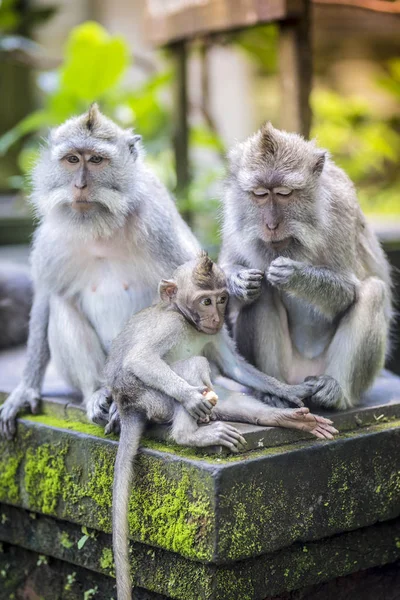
[{"xmin": 0, "ymin": 0, "xmax": 399, "ymax": 251}]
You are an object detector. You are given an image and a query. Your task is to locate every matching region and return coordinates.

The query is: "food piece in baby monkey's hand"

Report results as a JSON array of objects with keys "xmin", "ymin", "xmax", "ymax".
[
  {"xmin": 203, "ymin": 389, "xmax": 218, "ymax": 405},
  {"xmin": 199, "ymin": 389, "xmax": 219, "ymax": 423}
]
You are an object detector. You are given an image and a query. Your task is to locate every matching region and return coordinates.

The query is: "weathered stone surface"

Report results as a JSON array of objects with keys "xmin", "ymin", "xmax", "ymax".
[
  {"xmin": 0, "ymin": 543, "xmax": 167, "ymax": 600},
  {"xmin": 2, "ymin": 348, "xmax": 400, "ymax": 598},
  {"xmin": 267, "ymin": 560, "xmax": 400, "ymax": 600},
  {"xmin": 2, "ymin": 504, "xmax": 400, "ymax": 600},
  {"xmin": 1, "ymin": 413, "xmax": 400, "ymax": 565}
]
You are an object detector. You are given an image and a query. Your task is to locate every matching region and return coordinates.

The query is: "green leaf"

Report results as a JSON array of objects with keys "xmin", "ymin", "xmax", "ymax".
[
  {"xmin": 0, "ymin": 110, "xmax": 50, "ymax": 155},
  {"xmin": 77, "ymin": 534, "xmax": 89, "ymax": 550},
  {"xmin": 60, "ymin": 22, "xmax": 129, "ymax": 102}
]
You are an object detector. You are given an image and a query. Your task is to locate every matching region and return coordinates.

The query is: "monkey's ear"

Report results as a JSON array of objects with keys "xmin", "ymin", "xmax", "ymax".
[
  {"xmin": 128, "ymin": 134, "xmax": 142, "ymax": 159},
  {"xmin": 158, "ymin": 279, "xmax": 177, "ymax": 302},
  {"xmin": 260, "ymin": 122, "xmax": 278, "ymax": 156},
  {"xmin": 313, "ymin": 151, "xmax": 326, "ymax": 176},
  {"xmin": 128, "ymin": 134, "xmax": 142, "ymax": 153}
]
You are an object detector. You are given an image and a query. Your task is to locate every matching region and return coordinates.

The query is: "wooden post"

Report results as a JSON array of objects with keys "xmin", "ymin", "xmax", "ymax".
[
  {"xmin": 278, "ymin": 0, "xmax": 312, "ymax": 138},
  {"xmin": 170, "ymin": 41, "xmax": 191, "ymax": 222}
]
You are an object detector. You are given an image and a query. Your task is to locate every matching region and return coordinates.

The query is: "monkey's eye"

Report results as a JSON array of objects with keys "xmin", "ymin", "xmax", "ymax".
[
  {"xmin": 66, "ymin": 155, "xmax": 79, "ymax": 164},
  {"xmin": 89, "ymin": 155, "xmax": 103, "ymax": 164},
  {"xmin": 274, "ymin": 187, "xmax": 292, "ymax": 196},
  {"xmin": 201, "ymin": 298, "xmax": 212, "ymax": 306},
  {"xmin": 253, "ymin": 188, "xmax": 269, "ymax": 197},
  {"xmin": 218, "ymin": 296, "xmax": 227, "ymax": 304}
]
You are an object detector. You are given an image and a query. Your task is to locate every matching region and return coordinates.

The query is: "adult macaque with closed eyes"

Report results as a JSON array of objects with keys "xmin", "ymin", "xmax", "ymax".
[
  {"xmin": 220, "ymin": 123, "xmax": 392, "ymax": 409},
  {"xmin": 0, "ymin": 104, "xmax": 200, "ymax": 439},
  {"xmin": 106, "ymin": 252, "xmax": 337, "ymax": 600}
]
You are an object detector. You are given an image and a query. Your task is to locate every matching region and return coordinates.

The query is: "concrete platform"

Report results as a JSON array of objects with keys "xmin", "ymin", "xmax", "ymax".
[{"xmin": 2, "ymin": 346, "xmax": 400, "ymax": 599}]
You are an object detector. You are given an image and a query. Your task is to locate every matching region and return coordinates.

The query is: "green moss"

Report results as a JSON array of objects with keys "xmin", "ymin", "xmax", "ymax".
[
  {"xmin": 128, "ymin": 456, "xmax": 214, "ymax": 560},
  {"xmin": 99, "ymin": 547, "xmax": 115, "ymax": 577},
  {"xmin": 61, "ymin": 445, "xmax": 114, "ymax": 531},
  {"xmin": 216, "ymin": 568, "xmax": 254, "ymax": 600},
  {"xmin": 23, "ymin": 414, "xmax": 118, "ymax": 441},
  {"xmin": 24, "ymin": 442, "xmax": 68, "ymax": 514},
  {"xmin": 59, "ymin": 531, "xmax": 74, "ymax": 549},
  {"xmin": 166, "ymin": 562, "xmax": 213, "ymax": 599},
  {"xmin": 0, "ymin": 444, "xmax": 23, "ymax": 504}
]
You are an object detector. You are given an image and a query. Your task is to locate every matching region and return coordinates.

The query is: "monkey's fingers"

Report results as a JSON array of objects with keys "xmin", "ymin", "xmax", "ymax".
[
  {"xmin": 238, "ymin": 271, "xmax": 264, "ymax": 281},
  {"xmin": 221, "ymin": 425, "xmax": 247, "ymax": 448},
  {"xmin": 0, "ymin": 405, "xmax": 18, "ymax": 440},
  {"xmin": 311, "ymin": 426, "xmax": 335, "ymax": 440},
  {"xmin": 286, "ymin": 395, "xmax": 305, "ymax": 408},
  {"xmin": 201, "ymin": 399, "xmax": 215, "ymax": 413},
  {"xmin": 242, "ymin": 281, "xmax": 262, "ymax": 289}
]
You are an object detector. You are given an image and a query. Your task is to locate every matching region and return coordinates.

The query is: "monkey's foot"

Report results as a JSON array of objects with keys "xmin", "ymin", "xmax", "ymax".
[
  {"xmin": 201, "ymin": 422, "xmax": 247, "ymax": 453},
  {"xmin": 86, "ymin": 387, "xmax": 112, "ymax": 426},
  {"xmin": 104, "ymin": 401, "xmax": 120, "ymax": 435},
  {"xmin": 270, "ymin": 407, "xmax": 338, "ymax": 440},
  {"xmin": 0, "ymin": 384, "xmax": 40, "ymax": 440},
  {"xmin": 304, "ymin": 375, "xmax": 345, "ymax": 408}
]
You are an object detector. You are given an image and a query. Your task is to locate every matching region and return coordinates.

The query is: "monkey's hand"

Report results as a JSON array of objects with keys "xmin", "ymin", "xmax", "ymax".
[
  {"xmin": 257, "ymin": 379, "xmax": 318, "ymax": 409},
  {"xmin": 182, "ymin": 387, "xmax": 215, "ymax": 421},
  {"xmin": 104, "ymin": 401, "xmax": 121, "ymax": 435},
  {"xmin": 267, "ymin": 257, "xmax": 303, "ymax": 290},
  {"xmin": 87, "ymin": 387, "xmax": 113, "ymax": 426},
  {"xmin": 304, "ymin": 375, "xmax": 345, "ymax": 409},
  {"xmin": 228, "ymin": 269, "xmax": 264, "ymax": 303},
  {"xmin": 0, "ymin": 383, "xmax": 40, "ymax": 439}
]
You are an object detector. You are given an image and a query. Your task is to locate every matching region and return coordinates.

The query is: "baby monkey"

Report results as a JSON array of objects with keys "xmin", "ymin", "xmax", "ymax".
[{"xmin": 105, "ymin": 252, "xmax": 337, "ymax": 600}]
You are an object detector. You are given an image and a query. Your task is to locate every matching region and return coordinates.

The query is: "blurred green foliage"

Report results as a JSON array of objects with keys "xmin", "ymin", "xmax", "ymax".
[
  {"xmin": 311, "ymin": 78, "xmax": 400, "ymax": 215},
  {"xmin": 0, "ymin": 0, "xmax": 56, "ymax": 33},
  {"xmin": 2, "ymin": 18, "xmax": 399, "ymax": 252},
  {"xmin": 0, "ymin": 21, "xmax": 222, "ymax": 246}
]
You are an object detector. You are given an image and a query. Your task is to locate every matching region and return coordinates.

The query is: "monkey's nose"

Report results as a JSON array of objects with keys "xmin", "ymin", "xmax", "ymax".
[
  {"xmin": 75, "ymin": 183, "xmax": 87, "ymax": 189},
  {"xmin": 266, "ymin": 222, "xmax": 279, "ymax": 231}
]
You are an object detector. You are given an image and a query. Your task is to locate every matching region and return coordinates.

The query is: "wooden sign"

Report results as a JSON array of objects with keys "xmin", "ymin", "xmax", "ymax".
[{"xmin": 145, "ymin": 0, "xmax": 305, "ymax": 45}]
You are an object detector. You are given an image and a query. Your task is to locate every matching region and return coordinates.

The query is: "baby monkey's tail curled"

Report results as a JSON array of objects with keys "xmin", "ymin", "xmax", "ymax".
[{"xmin": 113, "ymin": 410, "xmax": 146, "ymax": 600}]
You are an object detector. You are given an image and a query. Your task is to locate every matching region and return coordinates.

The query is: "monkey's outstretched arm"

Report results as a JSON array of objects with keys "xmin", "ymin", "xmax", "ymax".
[
  {"xmin": 267, "ymin": 257, "xmax": 358, "ymax": 319},
  {"xmin": 0, "ymin": 290, "xmax": 50, "ymax": 439},
  {"xmin": 203, "ymin": 329, "xmax": 316, "ymax": 407}
]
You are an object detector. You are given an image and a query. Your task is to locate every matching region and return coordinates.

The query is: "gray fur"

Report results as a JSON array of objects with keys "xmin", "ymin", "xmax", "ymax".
[
  {"xmin": 219, "ymin": 123, "xmax": 392, "ymax": 409},
  {"xmin": 106, "ymin": 257, "xmax": 338, "ymax": 600},
  {"xmin": 0, "ymin": 105, "xmax": 199, "ymax": 439}
]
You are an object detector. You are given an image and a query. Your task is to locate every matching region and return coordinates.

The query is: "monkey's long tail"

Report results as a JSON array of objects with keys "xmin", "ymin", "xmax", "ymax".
[{"xmin": 113, "ymin": 411, "xmax": 146, "ymax": 600}]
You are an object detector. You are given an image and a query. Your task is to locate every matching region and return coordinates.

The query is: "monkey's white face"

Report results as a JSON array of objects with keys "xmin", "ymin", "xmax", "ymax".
[
  {"xmin": 249, "ymin": 186, "xmax": 295, "ymax": 250},
  {"xmin": 32, "ymin": 138, "xmax": 140, "ymax": 238},
  {"xmin": 230, "ymin": 166, "xmax": 322, "ymax": 256},
  {"xmin": 226, "ymin": 124, "xmax": 327, "ymax": 256},
  {"xmin": 61, "ymin": 151, "xmax": 111, "ymax": 213}
]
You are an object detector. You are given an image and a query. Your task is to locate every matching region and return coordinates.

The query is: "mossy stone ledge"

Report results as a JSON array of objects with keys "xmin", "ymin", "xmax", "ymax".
[{"xmin": 2, "ymin": 348, "xmax": 400, "ymax": 599}]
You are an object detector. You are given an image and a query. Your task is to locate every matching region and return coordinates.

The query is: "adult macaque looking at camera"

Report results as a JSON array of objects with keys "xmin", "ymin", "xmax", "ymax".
[
  {"xmin": 0, "ymin": 104, "xmax": 200, "ymax": 438},
  {"xmin": 219, "ymin": 123, "xmax": 392, "ymax": 409},
  {"xmin": 106, "ymin": 252, "xmax": 338, "ymax": 600}
]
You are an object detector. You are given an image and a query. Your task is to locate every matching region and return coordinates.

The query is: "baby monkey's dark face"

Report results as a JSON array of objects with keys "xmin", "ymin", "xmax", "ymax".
[{"xmin": 191, "ymin": 288, "xmax": 229, "ymax": 334}]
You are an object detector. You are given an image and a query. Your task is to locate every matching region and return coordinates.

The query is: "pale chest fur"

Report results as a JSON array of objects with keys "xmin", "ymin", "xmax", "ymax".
[
  {"xmin": 43, "ymin": 230, "xmax": 164, "ymax": 352},
  {"xmin": 165, "ymin": 329, "xmax": 209, "ymax": 365}
]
